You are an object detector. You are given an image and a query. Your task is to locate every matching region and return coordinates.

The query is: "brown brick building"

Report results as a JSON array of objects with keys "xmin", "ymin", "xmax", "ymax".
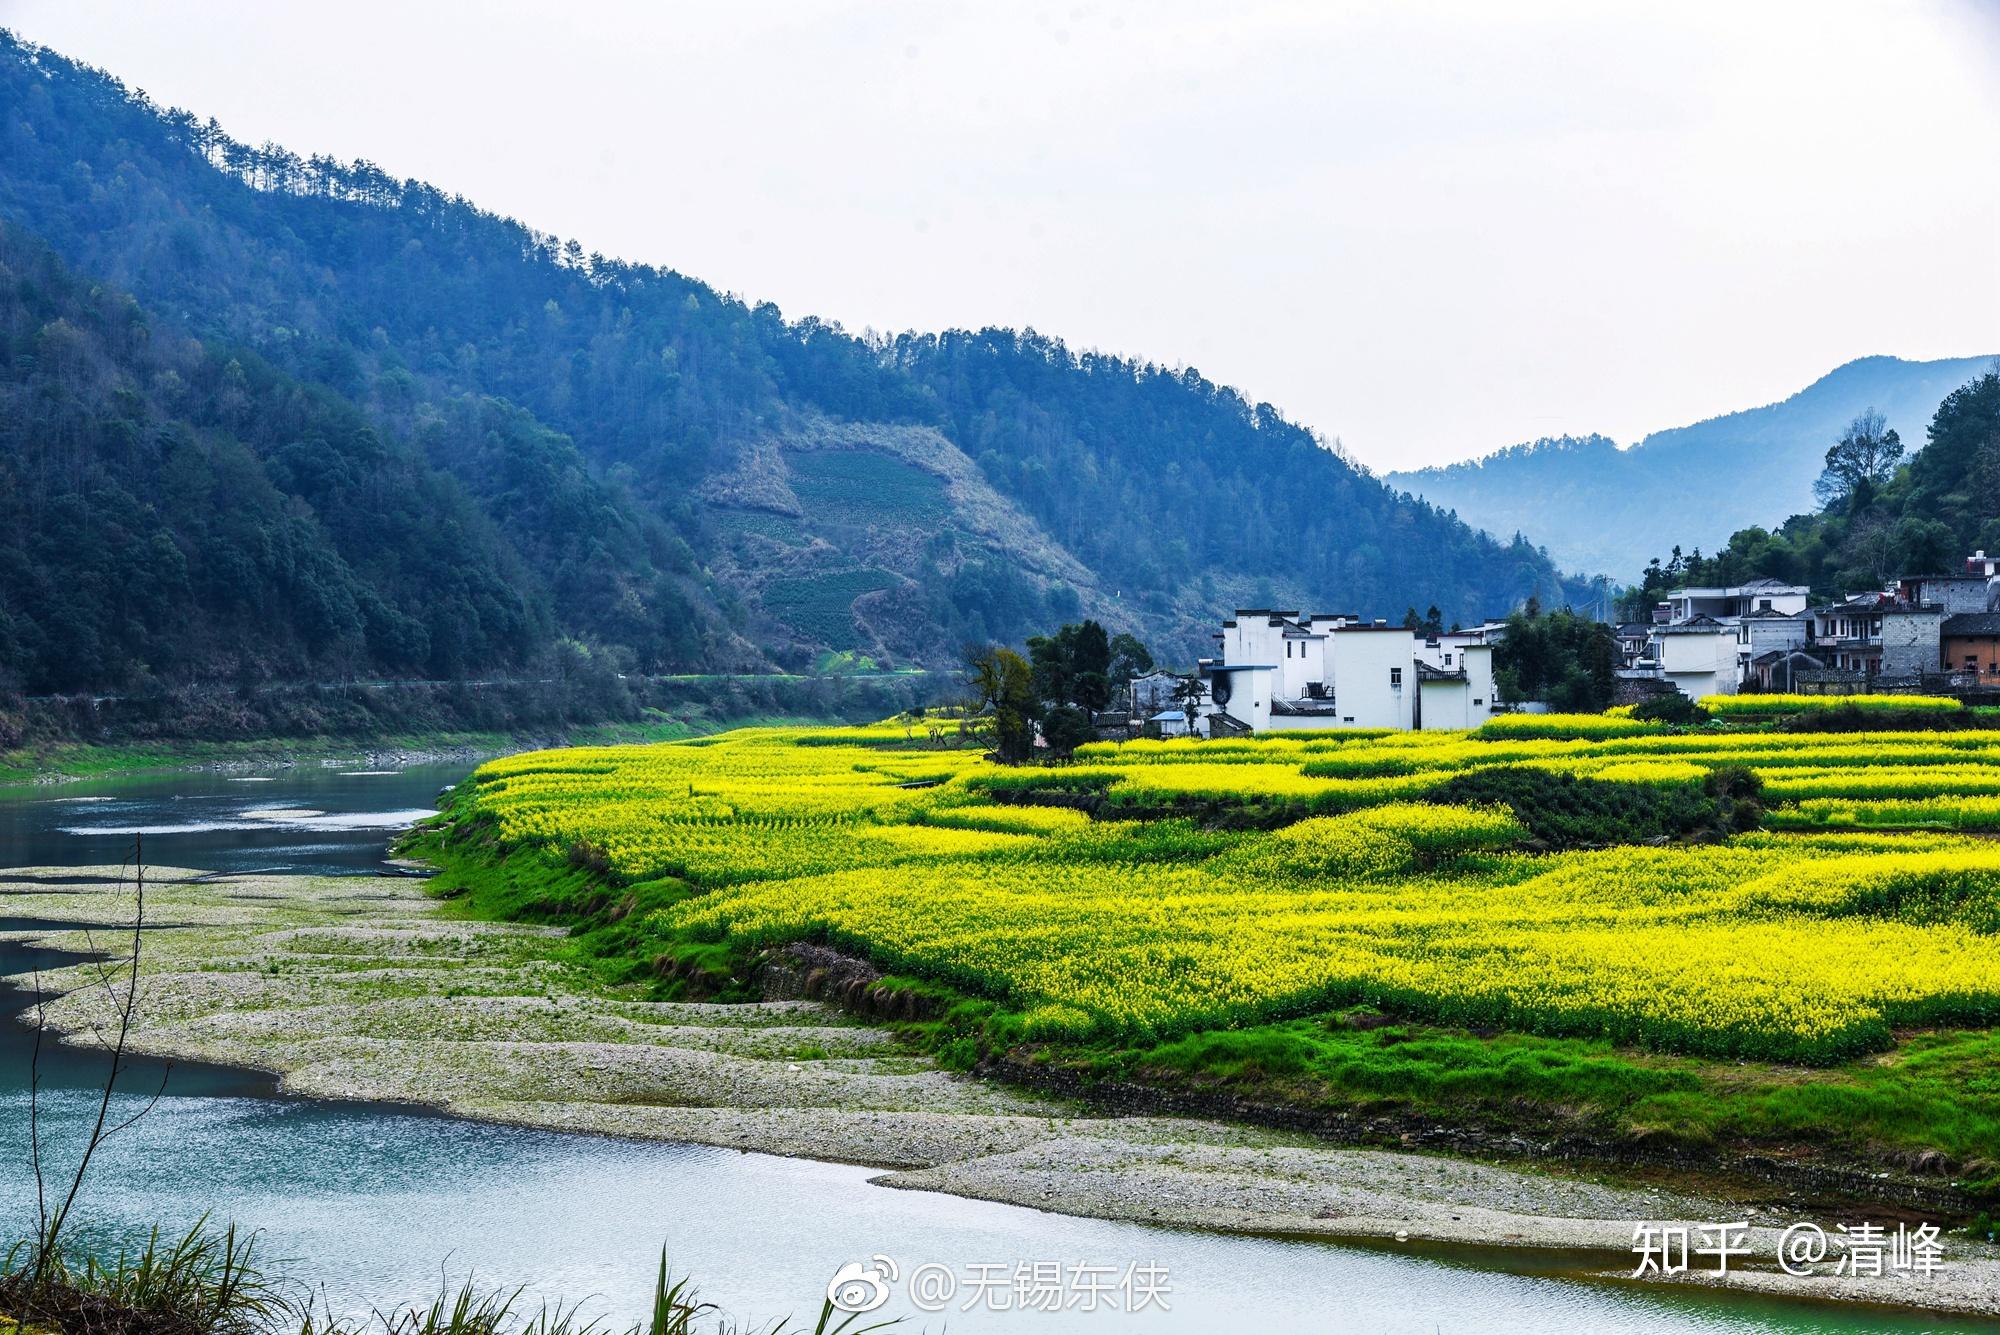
[{"xmin": 1942, "ymin": 612, "xmax": 2000, "ymax": 674}]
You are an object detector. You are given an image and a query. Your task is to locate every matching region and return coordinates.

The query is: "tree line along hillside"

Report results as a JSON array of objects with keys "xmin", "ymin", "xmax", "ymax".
[
  {"xmin": 1621, "ymin": 367, "xmax": 2000, "ymax": 610},
  {"xmin": 0, "ymin": 32, "xmax": 1579, "ymax": 692},
  {"xmin": 889, "ymin": 329, "xmax": 1564, "ymax": 629}
]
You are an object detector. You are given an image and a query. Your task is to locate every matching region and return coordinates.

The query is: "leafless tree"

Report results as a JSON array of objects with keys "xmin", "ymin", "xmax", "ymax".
[
  {"xmin": 25, "ymin": 834, "xmax": 173, "ymax": 1285},
  {"xmin": 1812, "ymin": 408, "xmax": 1903, "ymax": 511}
]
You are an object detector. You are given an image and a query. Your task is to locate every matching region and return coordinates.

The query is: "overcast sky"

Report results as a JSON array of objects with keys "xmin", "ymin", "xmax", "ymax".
[{"xmin": 5, "ymin": 0, "xmax": 1997, "ymax": 470}]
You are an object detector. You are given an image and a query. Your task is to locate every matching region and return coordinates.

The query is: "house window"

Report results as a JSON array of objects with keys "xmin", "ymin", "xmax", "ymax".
[
  {"xmin": 1443, "ymin": 653, "xmax": 1452, "ymax": 666},
  {"xmin": 1759, "ymin": 599, "xmax": 1773, "ymax": 612},
  {"xmin": 1389, "ymin": 667, "xmax": 1402, "ymax": 688},
  {"xmin": 1473, "ymin": 698, "xmax": 1484, "ymax": 706}
]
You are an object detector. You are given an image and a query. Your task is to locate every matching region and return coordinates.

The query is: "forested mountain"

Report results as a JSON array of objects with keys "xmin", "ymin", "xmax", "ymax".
[
  {"xmin": 1388, "ymin": 355, "xmax": 1997, "ymax": 576},
  {"xmin": 0, "ymin": 33, "xmax": 1574, "ymax": 692},
  {"xmin": 1624, "ymin": 368, "xmax": 2000, "ymax": 607},
  {"xmin": 0, "ymin": 227, "xmax": 734, "ymax": 690},
  {"xmin": 889, "ymin": 330, "xmax": 1561, "ymax": 631}
]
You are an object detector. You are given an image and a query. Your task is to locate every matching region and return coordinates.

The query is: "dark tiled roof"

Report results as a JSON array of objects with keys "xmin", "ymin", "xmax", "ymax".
[
  {"xmin": 1657, "ymin": 615, "xmax": 1728, "ymax": 634},
  {"xmin": 1816, "ymin": 594, "xmax": 1899, "ymax": 615},
  {"xmin": 1271, "ymin": 698, "xmax": 1343, "ymax": 716},
  {"xmin": 1943, "ymin": 613, "xmax": 2000, "ymax": 637}
]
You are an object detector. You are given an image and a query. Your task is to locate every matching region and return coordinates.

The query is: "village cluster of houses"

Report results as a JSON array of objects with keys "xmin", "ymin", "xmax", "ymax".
[
  {"xmin": 1612, "ymin": 551, "xmax": 2000, "ymax": 700},
  {"xmin": 1131, "ymin": 611, "xmax": 1503, "ymax": 737},
  {"xmin": 1132, "ymin": 551, "xmax": 2000, "ymax": 738}
]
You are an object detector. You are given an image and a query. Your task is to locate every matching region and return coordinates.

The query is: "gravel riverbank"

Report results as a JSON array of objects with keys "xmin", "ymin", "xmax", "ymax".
[{"xmin": 4, "ymin": 864, "xmax": 1997, "ymax": 1319}]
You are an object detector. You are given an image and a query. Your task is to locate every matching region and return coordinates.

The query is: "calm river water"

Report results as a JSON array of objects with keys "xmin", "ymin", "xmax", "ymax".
[{"xmin": 0, "ymin": 761, "xmax": 1983, "ymax": 1333}]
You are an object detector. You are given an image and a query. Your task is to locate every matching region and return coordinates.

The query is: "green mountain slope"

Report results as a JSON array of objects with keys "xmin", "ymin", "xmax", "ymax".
[
  {"xmin": 0, "ymin": 228, "xmax": 554, "ymax": 689},
  {"xmin": 1388, "ymin": 356, "xmax": 1997, "ymax": 576},
  {"xmin": 0, "ymin": 32, "xmax": 1576, "ymax": 690}
]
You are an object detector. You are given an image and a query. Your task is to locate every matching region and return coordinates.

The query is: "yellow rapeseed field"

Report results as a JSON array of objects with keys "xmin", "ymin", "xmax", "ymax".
[{"xmin": 452, "ymin": 717, "xmax": 2000, "ymax": 1062}]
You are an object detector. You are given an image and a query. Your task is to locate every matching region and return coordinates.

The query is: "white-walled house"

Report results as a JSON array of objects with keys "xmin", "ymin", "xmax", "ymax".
[
  {"xmin": 1320, "ymin": 627, "xmax": 1417, "ymax": 730},
  {"xmin": 1202, "ymin": 663, "xmax": 1279, "ymax": 732},
  {"xmin": 1216, "ymin": 611, "xmax": 1354, "ymax": 706},
  {"xmin": 1416, "ymin": 643, "xmax": 1497, "ymax": 730},
  {"xmin": 1651, "ymin": 617, "xmax": 1740, "ymax": 698},
  {"xmin": 1196, "ymin": 610, "xmax": 1496, "ymax": 733}
]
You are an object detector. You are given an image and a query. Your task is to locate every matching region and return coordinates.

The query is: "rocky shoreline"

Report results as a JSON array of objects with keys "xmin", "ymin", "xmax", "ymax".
[
  {"xmin": 974, "ymin": 1048, "xmax": 1983, "ymax": 1220},
  {"xmin": 3, "ymin": 863, "xmax": 1997, "ymax": 1320}
]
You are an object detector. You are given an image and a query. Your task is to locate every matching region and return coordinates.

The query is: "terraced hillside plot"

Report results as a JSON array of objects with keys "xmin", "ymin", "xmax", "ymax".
[
  {"xmin": 759, "ymin": 568, "xmax": 903, "ymax": 649},
  {"xmin": 786, "ymin": 449, "xmax": 954, "ymax": 529}
]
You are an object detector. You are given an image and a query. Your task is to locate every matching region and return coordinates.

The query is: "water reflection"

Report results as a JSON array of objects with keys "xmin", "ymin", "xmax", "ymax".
[{"xmin": 0, "ymin": 761, "xmax": 472, "ymax": 875}]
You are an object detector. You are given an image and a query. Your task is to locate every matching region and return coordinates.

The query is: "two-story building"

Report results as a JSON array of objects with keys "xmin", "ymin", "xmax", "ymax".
[
  {"xmin": 1649, "ymin": 616, "xmax": 1740, "ymax": 699},
  {"xmin": 1662, "ymin": 578, "xmax": 1811, "ymax": 623},
  {"xmin": 1195, "ymin": 610, "xmax": 1496, "ymax": 733},
  {"xmin": 1809, "ymin": 594, "xmax": 1895, "ymax": 676}
]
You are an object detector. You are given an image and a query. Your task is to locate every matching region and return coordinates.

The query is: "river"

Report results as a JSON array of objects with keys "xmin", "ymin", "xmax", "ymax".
[{"xmin": 0, "ymin": 760, "xmax": 1982, "ymax": 1333}]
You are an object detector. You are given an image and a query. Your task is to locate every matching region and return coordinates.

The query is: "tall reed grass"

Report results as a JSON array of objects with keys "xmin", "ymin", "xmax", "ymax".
[{"xmin": 3, "ymin": 1223, "xmax": 895, "ymax": 1335}]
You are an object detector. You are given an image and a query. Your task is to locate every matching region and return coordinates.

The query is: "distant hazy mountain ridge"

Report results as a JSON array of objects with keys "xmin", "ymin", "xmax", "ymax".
[{"xmin": 1388, "ymin": 355, "xmax": 1997, "ymax": 576}]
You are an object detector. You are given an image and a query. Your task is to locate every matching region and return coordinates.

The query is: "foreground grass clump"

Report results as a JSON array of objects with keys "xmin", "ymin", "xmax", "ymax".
[
  {"xmin": 1423, "ymin": 766, "xmax": 1757, "ymax": 846},
  {"xmin": 2, "ymin": 1223, "xmax": 883, "ymax": 1335},
  {"xmin": 2, "ymin": 1222, "xmax": 279, "ymax": 1335},
  {"xmin": 426, "ymin": 720, "xmax": 2000, "ymax": 1067}
]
